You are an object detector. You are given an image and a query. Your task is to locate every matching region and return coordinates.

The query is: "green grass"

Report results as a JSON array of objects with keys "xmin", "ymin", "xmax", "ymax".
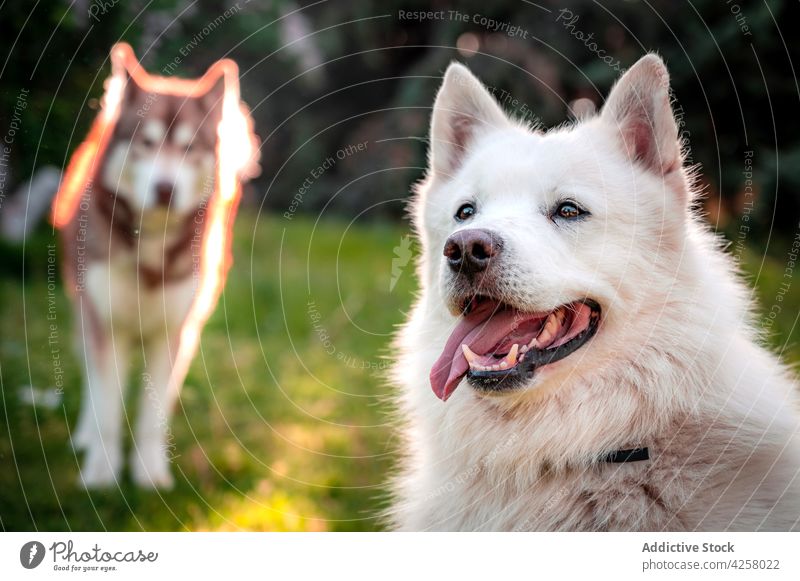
[{"xmin": 0, "ymin": 214, "xmax": 797, "ymax": 531}]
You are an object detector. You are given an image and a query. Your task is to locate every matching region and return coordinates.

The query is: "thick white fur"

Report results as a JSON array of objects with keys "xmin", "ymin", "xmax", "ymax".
[{"xmin": 390, "ymin": 55, "xmax": 800, "ymax": 531}]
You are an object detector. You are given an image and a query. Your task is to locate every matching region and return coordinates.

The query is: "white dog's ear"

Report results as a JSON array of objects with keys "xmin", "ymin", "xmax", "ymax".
[
  {"xmin": 601, "ymin": 54, "xmax": 680, "ymax": 175},
  {"xmin": 429, "ymin": 63, "xmax": 511, "ymax": 178}
]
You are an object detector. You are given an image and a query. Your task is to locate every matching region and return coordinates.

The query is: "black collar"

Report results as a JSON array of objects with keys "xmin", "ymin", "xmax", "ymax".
[{"xmin": 603, "ymin": 447, "xmax": 649, "ymax": 463}]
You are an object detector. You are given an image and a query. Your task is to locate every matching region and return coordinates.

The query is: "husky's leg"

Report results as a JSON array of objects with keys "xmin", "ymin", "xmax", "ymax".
[
  {"xmin": 72, "ymin": 370, "xmax": 93, "ymax": 451},
  {"xmin": 71, "ymin": 302, "xmax": 93, "ymax": 450},
  {"xmin": 131, "ymin": 276, "xmax": 198, "ymax": 488},
  {"xmin": 72, "ymin": 380, "xmax": 93, "ymax": 451},
  {"xmin": 76, "ymin": 323, "xmax": 130, "ymax": 489},
  {"xmin": 131, "ymin": 331, "xmax": 189, "ymax": 489}
]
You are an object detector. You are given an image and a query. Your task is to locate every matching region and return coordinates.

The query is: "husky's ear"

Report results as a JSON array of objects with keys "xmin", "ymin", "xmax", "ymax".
[
  {"xmin": 109, "ymin": 43, "xmax": 143, "ymax": 105},
  {"xmin": 120, "ymin": 70, "xmax": 144, "ymax": 105},
  {"xmin": 201, "ymin": 73, "xmax": 226, "ymax": 120},
  {"xmin": 601, "ymin": 54, "xmax": 680, "ymax": 175},
  {"xmin": 429, "ymin": 63, "xmax": 511, "ymax": 178}
]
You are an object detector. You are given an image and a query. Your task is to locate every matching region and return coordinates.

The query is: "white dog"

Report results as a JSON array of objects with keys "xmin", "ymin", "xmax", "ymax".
[{"xmin": 390, "ymin": 55, "xmax": 800, "ymax": 531}]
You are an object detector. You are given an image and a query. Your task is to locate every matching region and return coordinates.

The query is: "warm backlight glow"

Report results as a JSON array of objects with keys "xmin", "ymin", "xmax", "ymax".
[{"xmin": 51, "ymin": 42, "xmax": 259, "ymax": 399}]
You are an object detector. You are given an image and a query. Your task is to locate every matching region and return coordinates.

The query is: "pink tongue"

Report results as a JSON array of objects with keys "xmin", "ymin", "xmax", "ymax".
[{"xmin": 430, "ymin": 303, "xmax": 527, "ymax": 401}]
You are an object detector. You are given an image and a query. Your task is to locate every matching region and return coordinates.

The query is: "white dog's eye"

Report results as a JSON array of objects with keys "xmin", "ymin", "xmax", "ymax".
[
  {"xmin": 553, "ymin": 201, "xmax": 586, "ymax": 221},
  {"xmin": 455, "ymin": 203, "xmax": 475, "ymax": 221}
]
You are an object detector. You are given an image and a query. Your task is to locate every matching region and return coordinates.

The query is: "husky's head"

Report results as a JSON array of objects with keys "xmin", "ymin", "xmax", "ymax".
[
  {"xmin": 416, "ymin": 55, "xmax": 691, "ymax": 402},
  {"xmin": 100, "ymin": 69, "xmax": 224, "ymax": 215}
]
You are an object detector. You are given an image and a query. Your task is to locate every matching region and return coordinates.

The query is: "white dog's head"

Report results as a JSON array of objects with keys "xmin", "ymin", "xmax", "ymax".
[{"xmin": 415, "ymin": 55, "xmax": 693, "ymax": 403}]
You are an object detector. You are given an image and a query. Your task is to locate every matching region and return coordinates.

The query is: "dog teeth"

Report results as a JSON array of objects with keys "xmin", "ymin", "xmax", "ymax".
[
  {"xmin": 503, "ymin": 344, "xmax": 519, "ymax": 367},
  {"xmin": 462, "ymin": 343, "xmax": 520, "ymax": 373},
  {"xmin": 535, "ymin": 316, "xmax": 556, "ymax": 346},
  {"xmin": 462, "ymin": 344, "xmax": 482, "ymax": 371},
  {"xmin": 463, "ymin": 344, "xmax": 489, "ymax": 371},
  {"xmin": 462, "ymin": 344, "xmax": 478, "ymax": 364},
  {"xmin": 534, "ymin": 308, "xmax": 565, "ymax": 347}
]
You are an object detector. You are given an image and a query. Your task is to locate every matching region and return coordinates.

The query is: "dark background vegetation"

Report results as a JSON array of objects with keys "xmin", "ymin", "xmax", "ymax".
[
  {"xmin": 1, "ymin": 0, "xmax": 799, "ymax": 238},
  {"xmin": 0, "ymin": 0, "xmax": 798, "ymax": 530}
]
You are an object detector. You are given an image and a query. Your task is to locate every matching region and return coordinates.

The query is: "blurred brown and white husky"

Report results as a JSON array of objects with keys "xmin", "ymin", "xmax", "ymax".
[
  {"xmin": 391, "ymin": 55, "xmax": 800, "ymax": 530},
  {"xmin": 55, "ymin": 44, "xmax": 259, "ymax": 488}
]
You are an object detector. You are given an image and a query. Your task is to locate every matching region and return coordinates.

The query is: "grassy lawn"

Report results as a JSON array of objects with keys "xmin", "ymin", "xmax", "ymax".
[{"xmin": 0, "ymin": 212, "xmax": 798, "ymax": 531}]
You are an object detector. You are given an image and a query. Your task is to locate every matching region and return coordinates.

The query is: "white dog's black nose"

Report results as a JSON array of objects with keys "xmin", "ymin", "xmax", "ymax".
[
  {"xmin": 155, "ymin": 182, "xmax": 174, "ymax": 206},
  {"xmin": 444, "ymin": 229, "xmax": 502, "ymax": 275}
]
